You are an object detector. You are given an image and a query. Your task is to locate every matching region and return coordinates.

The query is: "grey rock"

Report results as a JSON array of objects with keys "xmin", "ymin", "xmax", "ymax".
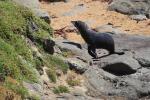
[
  {"xmin": 56, "ymin": 93, "xmax": 99, "ymax": 100},
  {"xmin": 98, "ymin": 53, "xmax": 141, "ymax": 76},
  {"xmin": 108, "ymin": 0, "xmax": 150, "ymax": 19},
  {"xmin": 113, "ymin": 34, "xmax": 150, "ymax": 51},
  {"xmin": 13, "ymin": 0, "xmax": 39, "ymax": 9},
  {"xmin": 132, "ymin": 68, "xmax": 150, "ymax": 82},
  {"xmin": 84, "ymin": 66, "xmax": 150, "ymax": 99},
  {"xmin": 43, "ymin": 39, "xmax": 55, "ymax": 54},
  {"xmin": 84, "ymin": 67, "xmax": 121, "ymax": 97},
  {"xmin": 55, "ymin": 39, "xmax": 91, "ymax": 61},
  {"xmin": 66, "ymin": 58, "xmax": 89, "ymax": 74},
  {"xmin": 134, "ymin": 48, "xmax": 150, "ymax": 68},
  {"xmin": 34, "ymin": 9, "xmax": 51, "ymax": 24},
  {"xmin": 27, "ymin": 18, "xmax": 39, "ymax": 33},
  {"xmin": 23, "ymin": 81, "xmax": 43, "ymax": 99},
  {"xmin": 13, "ymin": 0, "xmax": 51, "ymax": 23},
  {"xmin": 94, "ymin": 24, "xmax": 125, "ymax": 34},
  {"xmin": 129, "ymin": 14, "xmax": 147, "ymax": 21},
  {"xmin": 108, "ymin": 0, "xmax": 137, "ymax": 15},
  {"xmin": 113, "ymin": 77, "xmax": 150, "ymax": 99}
]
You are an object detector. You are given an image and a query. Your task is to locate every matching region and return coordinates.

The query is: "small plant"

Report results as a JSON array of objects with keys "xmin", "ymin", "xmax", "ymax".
[
  {"xmin": 4, "ymin": 78, "xmax": 29, "ymax": 99},
  {"xmin": 45, "ymin": 55, "xmax": 69, "ymax": 73},
  {"xmin": 53, "ymin": 85, "xmax": 69, "ymax": 94},
  {"xmin": 28, "ymin": 94, "xmax": 40, "ymax": 100},
  {"xmin": 46, "ymin": 69, "xmax": 57, "ymax": 83},
  {"xmin": 62, "ymin": 50, "xmax": 75, "ymax": 58},
  {"xmin": 67, "ymin": 79, "xmax": 80, "ymax": 86},
  {"xmin": 66, "ymin": 71, "xmax": 81, "ymax": 86}
]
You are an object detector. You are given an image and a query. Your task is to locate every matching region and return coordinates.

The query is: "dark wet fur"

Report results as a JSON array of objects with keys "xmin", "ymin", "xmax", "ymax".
[{"xmin": 71, "ymin": 21, "xmax": 124, "ymax": 58}]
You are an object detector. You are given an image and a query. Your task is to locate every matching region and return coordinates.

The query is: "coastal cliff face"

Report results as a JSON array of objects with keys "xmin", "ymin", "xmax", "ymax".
[{"xmin": 1, "ymin": 0, "xmax": 150, "ymax": 100}]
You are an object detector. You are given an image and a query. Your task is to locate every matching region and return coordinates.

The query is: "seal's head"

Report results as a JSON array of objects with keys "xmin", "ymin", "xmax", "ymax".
[{"xmin": 71, "ymin": 21, "xmax": 89, "ymax": 31}]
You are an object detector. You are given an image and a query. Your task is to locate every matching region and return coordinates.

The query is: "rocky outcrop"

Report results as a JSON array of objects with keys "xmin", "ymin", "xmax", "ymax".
[
  {"xmin": 108, "ymin": 0, "xmax": 150, "ymax": 19},
  {"xmin": 66, "ymin": 58, "xmax": 89, "ymax": 74},
  {"xmin": 13, "ymin": 0, "xmax": 51, "ymax": 23},
  {"xmin": 83, "ymin": 34, "xmax": 150, "ymax": 99}
]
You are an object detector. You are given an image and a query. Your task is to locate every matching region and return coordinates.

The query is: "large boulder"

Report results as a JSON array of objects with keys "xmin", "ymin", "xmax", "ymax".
[
  {"xmin": 55, "ymin": 39, "xmax": 92, "ymax": 62},
  {"xmin": 83, "ymin": 33, "xmax": 150, "ymax": 99},
  {"xmin": 84, "ymin": 66, "xmax": 150, "ymax": 99},
  {"xmin": 66, "ymin": 58, "xmax": 89, "ymax": 74},
  {"xmin": 108, "ymin": 0, "xmax": 150, "ymax": 19},
  {"xmin": 98, "ymin": 52, "xmax": 141, "ymax": 76},
  {"xmin": 134, "ymin": 48, "xmax": 150, "ymax": 68},
  {"xmin": 94, "ymin": 24, "xmax": 126, "ymax": 34}
]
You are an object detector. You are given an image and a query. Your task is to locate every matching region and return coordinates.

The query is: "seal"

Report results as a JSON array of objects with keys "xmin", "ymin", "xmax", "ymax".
[{"xmin": 71, "ymin": 20, "xmax": 124, "ymax": 58}]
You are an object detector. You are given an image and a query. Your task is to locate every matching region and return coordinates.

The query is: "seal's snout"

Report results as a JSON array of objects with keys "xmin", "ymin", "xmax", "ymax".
[{"xmin": 71, "ymin": 21, "xmax": 76, "ymax": 26}]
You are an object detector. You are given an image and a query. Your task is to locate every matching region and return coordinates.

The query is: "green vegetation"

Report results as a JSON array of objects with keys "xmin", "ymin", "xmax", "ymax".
[
  {"xmin": 0, "ymin": 0, "xmax": 54, "ymax": 99},
  {"xmin": 53, "ymin": 85, "xmax": 69, "ymax": 94},
  {"xmin": 46, "ymin": 69, "xmax": 57, "ymax": 83},
  {"xmin": 62, "ymin": 50, "xmax": 75, "ymax": 58},
  {"xmin": 67, "ymin": 79, "xmax": 80, "ymax": 86},
  {"xmin": 0, "ymin": 0, "xmax": 53, "ymax": 83},
  {"xmin": 4, "ymin": 78, "xmax": 29, "ymax": 99},
  {"xmin": 0, "ymin": 0, "xmax": 70, "ymax": 99},
  {"xmin": 66, "ymin": 71, "xmax": 81, "ymax": 86},
  {"xmin": 45, "ymin": 55, "xmax": 69, "ymax": 73},
  {"xmin": 45, "ymin": 55, "xmax": 69, "ymax": 82}
]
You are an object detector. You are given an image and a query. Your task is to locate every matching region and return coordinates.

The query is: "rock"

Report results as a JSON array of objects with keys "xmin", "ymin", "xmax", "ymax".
[
  {"xmin": 27, "ymin": 18, "xmax": 39, "ymax": 33},
  {"xmin": 12, "ymin": 0, "xmax": 51, "ymax": 23},
  {"xmin": 108, "ymin": 0, "xmax": 137, "ymax": 15},
  {"xmin": 94, "ymin": 24, "xmax": 125, "ymax": 34},
  {"xmin": 84, "ymin": 66, "xmax": 150, "ymax": 99},
  {"xmin": 23, "ymin": 82, "xmax": 43, "ymax": 99},
  {"xmin": 84, "ymin": 67, "xmax": 120, "ymax": 97},
  {"xmin": 62, "ymin": 4, "xmax": 86, "ymax": 16},
  {"xmin": 108, "ymin": 0, "xmax": 150, "ymax": 19},
  {"xmin": 133, "ymin": 48, "xmax": 150, "ymax": 68},
  {"xmin": 55, "ymin": 39, "xmax": 91, "ymax": 61},
  {"xmin": 56, "ymin": 93, "xmax": 99, "ymax": 100},
  {"xmin": 13, "ymin": 0, "xmax": 39, "ymax": 9},
  {"xmin": 113, "ymin": 77, "xmax": 150, "ymax": 99},
  {"xmin": 98, "ymin": 53, "xmax": 141, "ymax": 76},
  {"xmin": 66, "ymin": 58, "xmax": 89, "ymax": 74},
  {"xmin": 43, "ymin": 39, "xmax": 55, "ymax": 54},
  {"xmin": 146, "ymin": 8, "xmax": 150, "ymax": 18},
  {"xmin": 129, "ymin": 14, "xmax": 147, "ymax": 21},
  {"xmin": 132, "ymin": 68, "xmax": 150, "ymax": 82},
  {"xmin": 113, "ymin": 34, "xmax": 150, "ymax": 51},
  {"xmin": 34, "ymin": 9, "xmax": 51, "ymax": 24}
]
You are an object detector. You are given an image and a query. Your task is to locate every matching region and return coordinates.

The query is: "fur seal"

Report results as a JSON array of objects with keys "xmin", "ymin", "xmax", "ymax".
[{"xmin": 71, "ymin": 20, "xmax": 124, "ymax": 58}]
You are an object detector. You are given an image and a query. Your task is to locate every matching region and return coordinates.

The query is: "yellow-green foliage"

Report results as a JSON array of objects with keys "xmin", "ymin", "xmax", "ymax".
[
  {"xmin": 53, "ymin": 85, "xmax": 69, "ymax": 94},
  {"xmin": 3, "ymin": 78, "xmax": 29, "ymax": 99},
  {"xmin": 67, "ymin": 79, "xmax": 81, "ymax": 86},
  {"xmin": 46, "ymin": 69, "xmax": 57, "ymax": 83},
  {"xmin": 45, "ymin": 55, "xmax": 69, "ymax": 73},
  {"xmin": 66, "ymin": 71, "xmax": 81, "ymax": 86},
  {"xmin": 0, "ymin": 0, "xmax": 53, "ymax": 83},
  {"xmin": 45, "ymin": 55, "xmax": 69, "ymax": 82}
]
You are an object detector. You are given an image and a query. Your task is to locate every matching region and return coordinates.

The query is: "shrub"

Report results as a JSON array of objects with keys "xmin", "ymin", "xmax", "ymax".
[
  {"xmin": 45, "ymin": 55, "xmax": 69, "ymax": 73},
  {"xmin": 66, "ymin": 71, "xmax": 81, "ymax": 86},
  {"xmin": 46, "ymin": 69, "xmax": 57, "ymax": 83},
  {"xmin": 53, "ymin": 85, "xmax": 69, "ymax": 94}
]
